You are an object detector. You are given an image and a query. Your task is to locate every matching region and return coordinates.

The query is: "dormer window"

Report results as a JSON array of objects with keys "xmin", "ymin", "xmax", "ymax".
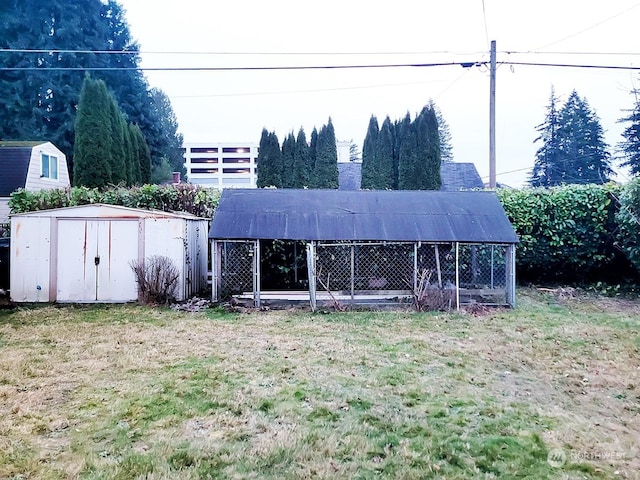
[{"xmin": 41, "ymin": 153, "xmax": 58, "ymax": 180}]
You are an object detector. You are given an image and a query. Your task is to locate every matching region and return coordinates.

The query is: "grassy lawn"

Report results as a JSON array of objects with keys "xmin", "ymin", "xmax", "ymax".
[{"xmin": 0, "ymin": 289, "xmax": 639, "ymax": 479}]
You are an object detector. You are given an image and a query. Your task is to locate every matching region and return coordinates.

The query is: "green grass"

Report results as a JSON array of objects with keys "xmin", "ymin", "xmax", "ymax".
[{"xmin": 0, "ymin": 288, "xmax": 638, "ymax": 478}]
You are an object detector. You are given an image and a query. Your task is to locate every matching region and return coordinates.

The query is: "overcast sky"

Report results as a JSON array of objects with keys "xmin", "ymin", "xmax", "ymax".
[{"xmin": 118, "ymin": 0, "xmax": 640, "ymax": 187}]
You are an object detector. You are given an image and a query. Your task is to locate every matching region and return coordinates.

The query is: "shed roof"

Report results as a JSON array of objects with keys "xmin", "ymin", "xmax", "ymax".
[
  {"xmin": 209, "ymin": 189, "xmax": 519, "ymax": 243},
  {"xmin": 11, "ymin": 203, "xmax": 206, "ymax": 220}
]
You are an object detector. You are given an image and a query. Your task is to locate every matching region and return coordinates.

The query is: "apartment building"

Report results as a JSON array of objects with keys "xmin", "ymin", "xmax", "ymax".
[
  {"xmin": 184, "ymin": 143, "xmax": 258, "ymax": 189},
  {"xmin": 184, "ymin": 141, "xmax": 352, "ymax": 190}
]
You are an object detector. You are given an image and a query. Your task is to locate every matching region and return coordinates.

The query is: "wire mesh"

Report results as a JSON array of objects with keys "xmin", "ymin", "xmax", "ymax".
[
  {"xmin": 458, "ymin": 243, "xmax": 508, "ymax": 305},
  {"xmin": 218, "ymin": 241, "xmax": 254, "ymax": 299}
]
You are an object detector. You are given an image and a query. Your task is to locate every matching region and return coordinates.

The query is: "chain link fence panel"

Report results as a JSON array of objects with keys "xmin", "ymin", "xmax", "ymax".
[{"xmin": 218, "ymin": 241, "xmax": 254, "ymax": 300}]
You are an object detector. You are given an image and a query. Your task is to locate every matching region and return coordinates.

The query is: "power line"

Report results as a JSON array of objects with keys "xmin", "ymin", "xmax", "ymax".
[
  {"xmin": 0, "ymin": 61, "xmax": 470, "ymax": 72},
  {"xmin": 0, "ymin": 47, "xmax": 488, "ymax": 56},
  {"xmin": 504, "ymin": 50, "xmax": 640, "ymax": 56},
  {"xmin": 4, "ymin": 59, "xmax": 640, "ymax": 73}
]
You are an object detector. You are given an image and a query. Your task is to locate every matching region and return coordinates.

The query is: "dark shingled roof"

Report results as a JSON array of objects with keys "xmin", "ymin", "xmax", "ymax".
[
  {"xmin": 210, "ymin": 189, "xmax": 518, "ymax": 243},
  {"xmin": 440, "ymin": 162, "xmax": 484, "ymax": 191},
  {"xmin": 337, "ymin": 161, "xmax": 484, "ymax": 191},
  {"xmin": 338, "ymin": 162, "xmax": 362, "ymax": 191},
  {"xmin": 0, "ymin": 145, "xmax": 33, "ymax": 197}
]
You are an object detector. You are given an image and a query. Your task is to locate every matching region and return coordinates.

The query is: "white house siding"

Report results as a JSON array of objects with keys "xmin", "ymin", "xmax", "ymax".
[{"xmin": 24, "ymin": 142, "xmax": 70, "ymax": 192}]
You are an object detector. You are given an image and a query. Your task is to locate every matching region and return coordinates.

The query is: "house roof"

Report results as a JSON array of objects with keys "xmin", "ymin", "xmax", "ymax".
[
  {"xmin": 0, "ymin": 146, "xmax": 33, "ymax": 197},
  {"xmin": 336, "ymin": 161, "xmax": 484, "ymax": 191},
  {"xmin": 0, "ymin": 141, "xmax": 47, "ymax": 148},
  {"xmin": 209, "ymin": 189, "xmax": 519, "ymax": 243},
  {"xmin": 338, "ymin": 162, "xmax": 362, "ymax": 191},
  {"xmin": 440, "ymin": 162, "xmax": 484, "ymax": 191}
]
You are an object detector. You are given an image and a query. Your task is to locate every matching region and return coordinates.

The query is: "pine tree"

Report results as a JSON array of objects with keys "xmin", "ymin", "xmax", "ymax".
[
  {"xmin": 361, "ymin": 116, "xmax": 379, "ymax": 189},
  {"xmin": 531, "ymin": 89, "xmax": 611, "ymax": 186},
  {"xmin": 312, "ymin": 119, "xmax": 339, "ymax": 189},
  {"xmin": 292, "ymin": 128, "xmax": 310, "ymax": 188},
  {"xmin": 376, "ymin": 117, "xmax": 394, "ymax": 189},
  {"xmin": 619, "ymin": 89, "xmax": 640, "ymax": 176},
  {"xmin": 531, "ymin": 88, "xmax": 562, "ymax": 187},
  {"xmin": 281, "ymin": 132, "xmax": 296, "ymax": 188},
  {"xmin": 73, "ymin": 76, "xmax": 113, "ymax": 188}
]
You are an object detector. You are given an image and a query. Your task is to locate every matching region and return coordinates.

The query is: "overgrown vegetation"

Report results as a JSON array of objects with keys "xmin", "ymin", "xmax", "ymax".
[
  {"xmin": 0, "ymin": 289, "xmax": 638, "ymax": 478},
  {"xmin": 8, "ymin": 183, "xmax": 220, "ymax": 218},
  {"xmin": 498, "ymin": 182, "xmax": 640, "ymax": 284},
  {"xmin": 130, "ymin": 255, "xmax": 180, "ymax": 305}
]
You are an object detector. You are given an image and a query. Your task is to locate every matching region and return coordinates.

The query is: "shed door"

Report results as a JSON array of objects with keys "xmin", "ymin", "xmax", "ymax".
[{"xmin": 56, "ymin": 219, "xmax": 139, "ymax": 302}]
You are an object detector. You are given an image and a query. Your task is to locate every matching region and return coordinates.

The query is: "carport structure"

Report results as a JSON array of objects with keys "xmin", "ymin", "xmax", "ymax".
[{"xmin": 210, "ymin": 189, "xmax": 519, "ymax": 310}]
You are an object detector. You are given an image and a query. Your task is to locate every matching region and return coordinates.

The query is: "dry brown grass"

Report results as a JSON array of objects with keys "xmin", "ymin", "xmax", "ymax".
[{"xmin": 0, "ymin": 290, "xmax": 639, "ymax": 478}]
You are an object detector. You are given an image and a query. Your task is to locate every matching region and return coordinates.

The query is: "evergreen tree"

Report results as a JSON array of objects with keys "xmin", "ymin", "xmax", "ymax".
[
  {"xmin": 73, "ymin": 76, "xmax": 113, "ymax": 188},
  {"xmin": 130, "ymin": 123, "xmax": 151, "ymax": 184},
  {"xmin": 619, "ymin": 89, "xmax": 640, "ymax": 176},
  {"xmin": 292, "ymin": 127, "xmax": 310, "ymax": 187},
  {"xmin": 429, "ymin": 99, "xmax": 454, "ymax": 162},
  {"xmin": 128, "ymin": 123, "xmax": 141, "ymax": 184},
  {"xmin": 281, "ymin": 132, "xmax": 296, "ymax": 188},
  {"xmin": 147, "ymin": 88, "xmax": 185, "ymax": 178},
  {"xmin": 256, "ymin": 129, "xmax": 282, "ymax": 188},
  {"xmin": 414, "ymin": 106, "xmax": 441, "ymax": 190},
  {"xmin": 309, "ymin": 127, "xmax": 318, "ymax": 185},
  {"xmin": 531, "ymin": 88, "xmax": 562, "ymax": 187},
  {"xmin": 361, "ymin": 116, "xmax": 379, "ymax": 189},
  {"xmin": 531, "ymin": 89, "xmax": 611, "ymax": 186},
  {"xmin": 348, "ymin": 142, "xmax": 361, "ymax": 162},
  {"xmin": 108, "ymin": 95, "xmax": 127, "ymax": 184},
  {"xmin": 312, "ymin": 119, "xmax": 339, "ymax": 189},
  {"xmin": 123, "ymin": 120, "xmax": 135, "ymax": 184},
  {"xmin": 0, "ymin": 0, "xmax": 181, "ymax": 171},
  {"xmin": 398, "ymin": 112, "xmax": 417, "ymax": 189},
  {"xmin": 376, "ymin": 116, "xmax": 394, "ymax": 189}
]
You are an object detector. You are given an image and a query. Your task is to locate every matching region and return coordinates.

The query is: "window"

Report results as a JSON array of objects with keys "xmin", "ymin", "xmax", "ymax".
[
  {"xmin": 190, "ymin": 147, "xmax": 218, "ymax": 153},
  {"xmin": 222, "ymin": 147, "xmax": 250, "ymax": 153},
  {"xmin": 223, "ymin": 168, "xmax": 250, "ymax": 174},
  {"xmin": 41, "ymin": 154, "xmax": 58, "ymax": 180},
  {"xmin": 222, "ymin": 157, "xmax": 251, "ymax": 164}
]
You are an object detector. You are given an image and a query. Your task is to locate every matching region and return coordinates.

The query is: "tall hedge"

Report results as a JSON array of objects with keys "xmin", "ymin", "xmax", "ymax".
[{"xmin": 497, "ymin": 183, "xmax": 639, "ymax": 284}]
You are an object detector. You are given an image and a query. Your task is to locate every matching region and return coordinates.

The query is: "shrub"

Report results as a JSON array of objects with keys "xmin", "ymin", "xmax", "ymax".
[
  {"xmin": 497, "ymin": 184, "xmax": 635, "ymax": 284},
  {"xmin": 130, "ymin": 255, "xmax": 180, "ymax": 305},
  {"xmin": 615, "ymin": 178, "xmax": 640, "ymax": 272}
]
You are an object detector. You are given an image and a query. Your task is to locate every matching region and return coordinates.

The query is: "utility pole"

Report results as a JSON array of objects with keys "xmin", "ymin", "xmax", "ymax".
[{"xmin": 489, "ymin": 40, "xmax": 496, "ymax": 188}]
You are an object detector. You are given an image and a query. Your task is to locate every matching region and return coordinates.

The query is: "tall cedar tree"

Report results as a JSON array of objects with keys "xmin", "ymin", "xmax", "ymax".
[
  {"xmin": 130, "ymin": 123, "xmax": 151, "ymax": 184},
  {"xmin": 256, "ymin": 129, "xmax": 283, "ymax": 188},
  {"xmin": 309, "ymin": 127, "xmax": 318, "ymax": 183},
  {"xmin": 531, "ymin": 89, "xmax": 611, "ymax": 186},
  {"xmin": 0, "ymin": 0, "xmax": 182, "ymax": 177},
  {"xmin": 74, "ymin": 76, "xmax": 113, "ymax": 188},
  {"xmin": 398, "ymin": 112, "xmax": 417, "ymax": 189},
  {"xmin": 361, "ymin": 116, "xmax": 379, "ymax": 189},
  {"xmin": 618, "ymin": 89, "xmax": 640, "ymax": 176},
  {"xmin": 312, "ymin": 119, "xmax": 339, "ymax": 189},
  {"xmin": 292, "ymin": 128, "xmax": 310, "ymax": 187},
  {"xmin": 429, "ymin": 99, "xmax": 454, "ymax": 162},
  {"xmin": 281, "ymin": 132, "xmax": 296, "ymax": 188},
  {"xmin": 376, "ymin": 117, "xmax": 395, "ymax": 189},
  {"xmin": 108, "ymin": 97, "xmax": 128, "ymax": 184},
  {"xmin": 128, "ymin": 123, "xmax": 141, "ymax": 184},
  {"xmin": 414, "ymin": 106, "xmax": 441, "ymax": 190}
]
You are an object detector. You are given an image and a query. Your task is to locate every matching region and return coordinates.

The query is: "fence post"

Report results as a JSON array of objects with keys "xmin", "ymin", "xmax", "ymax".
[
  {"xmin": 253, "ymin": 240, "xmax": 261, "ymax": 308},
  {"xmin": 455, "ymin": 242, "xmax": 460, "ymax": 310},
  {"xmin": 306, "ymin": 242, "xmax": 316, "ymax": 311}
]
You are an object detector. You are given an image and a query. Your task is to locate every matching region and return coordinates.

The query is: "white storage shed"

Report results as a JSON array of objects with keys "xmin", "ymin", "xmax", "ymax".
[{"xmin": 10, "ymin": 204, "xmax": 208, "ymax": 303}]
